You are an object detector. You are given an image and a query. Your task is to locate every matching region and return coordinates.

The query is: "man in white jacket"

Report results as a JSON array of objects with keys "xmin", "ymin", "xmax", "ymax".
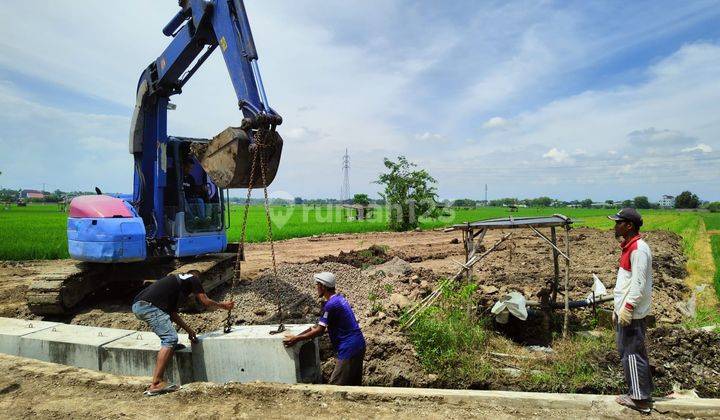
[{"xmin": 608, "ymin": 208, "xmax": 654, "ymax": 413}]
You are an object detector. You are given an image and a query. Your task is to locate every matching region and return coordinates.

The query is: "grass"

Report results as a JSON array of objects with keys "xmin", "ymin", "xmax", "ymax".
[
  {"xmin": 0, "ymin": 204, "xmax": 706, "ymax": 261},
  {"xmin": 0, "ymin": 204, "xmax": 68, "ymax": 260},
  {"xmin": 409, "ymin": 283, "xmax": 617, "ymax": 392},
  {"xmin": 526, "ymin": 333, "xmax": 618, "ymax": 393},
  {"xmin": 701, "ymin": 212, "xmax": 720, "ymax": 231},
  {"xmin": 408, "ymin": 284, "xmax": 494, "ymax": 386},
  {"xmin": 712, "ymin": 235, "xmax": 720, "ymax": 301}
]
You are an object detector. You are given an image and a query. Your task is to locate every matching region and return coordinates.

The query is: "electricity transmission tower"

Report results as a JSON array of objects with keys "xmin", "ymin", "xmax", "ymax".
[{"xmin": 340, "ymin": 149, "xmax": 350, "ymax": 202}]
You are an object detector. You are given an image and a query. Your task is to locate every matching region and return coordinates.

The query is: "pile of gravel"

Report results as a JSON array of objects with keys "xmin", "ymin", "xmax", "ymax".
[{"xmin": 223, "ymin": 259, "xmax": 440, "ymax": 387}]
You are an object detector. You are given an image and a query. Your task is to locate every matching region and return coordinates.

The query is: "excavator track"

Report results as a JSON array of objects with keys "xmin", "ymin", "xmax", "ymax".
[{"xmin": 27, "ymin": 254, "xmax": 236, "ymax": 316}]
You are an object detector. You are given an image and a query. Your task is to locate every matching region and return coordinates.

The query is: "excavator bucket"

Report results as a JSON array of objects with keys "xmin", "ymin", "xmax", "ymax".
[{"xmin": 191, "ymin": 127, "xmax": 283, "ymax": 189}]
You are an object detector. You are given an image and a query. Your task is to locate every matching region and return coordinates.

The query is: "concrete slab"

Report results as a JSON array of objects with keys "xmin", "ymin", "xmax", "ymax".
[
  {"xmin": 290, "ymin": 384, "xmax": 720, "ymax": 418},
  {"xmin": 19, "ymin": 323, "xmax": 135, "ymax": 371},
  {"xmin": 100, "ymin": 332, "xmax": 194, "ymax": 384},
  {"xmin": 193, "ymin": 324, "xmax": 321, "ymax": 384},
  {"xmin": 0, "ymin": 317, "xmax": 60, "ymax": 356}
]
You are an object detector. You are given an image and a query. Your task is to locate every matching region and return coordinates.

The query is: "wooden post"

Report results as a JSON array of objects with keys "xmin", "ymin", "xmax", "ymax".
[
  {"xmin": 550, "ymin": 227, "xmax": 560, "ymax": 304},
  {"xmin": 562, "ymin": 225, "xmax": 571, "ymax": 338},
  {"xmin": 464, "ymin": 226, "xmax": 472, "ymax": 319}
]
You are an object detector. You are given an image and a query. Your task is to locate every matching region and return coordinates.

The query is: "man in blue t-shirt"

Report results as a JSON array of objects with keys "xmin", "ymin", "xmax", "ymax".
[{"xmin": 283, "ymin": 272, "xmax": 366, "ymax": 385}]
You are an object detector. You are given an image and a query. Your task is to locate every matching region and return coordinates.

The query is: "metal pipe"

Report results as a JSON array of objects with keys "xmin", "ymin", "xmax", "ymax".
[
  {"xmin": 527, "ymin": 295, "xmax": 613, "ymax": 308},
  {"xmin": 163, "ymin": 9, "xmax": 190, "ymax": 37}
]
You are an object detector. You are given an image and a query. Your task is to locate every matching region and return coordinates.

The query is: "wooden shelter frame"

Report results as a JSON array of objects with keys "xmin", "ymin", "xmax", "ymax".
[{"xmin": 448, "ymin": 214, "xmax": 574, "ymax": 337}]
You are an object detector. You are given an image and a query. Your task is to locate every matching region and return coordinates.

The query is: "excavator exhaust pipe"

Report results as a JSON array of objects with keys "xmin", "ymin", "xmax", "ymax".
[{"xmin": 191, "ymin": 127, "xmax": 283, "ymax": 189}]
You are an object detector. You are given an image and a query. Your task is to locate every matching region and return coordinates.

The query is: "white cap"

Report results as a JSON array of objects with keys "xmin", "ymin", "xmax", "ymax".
[{"xmin": 313, "ymin": 272, "xmax": 336, "ymax": 289}]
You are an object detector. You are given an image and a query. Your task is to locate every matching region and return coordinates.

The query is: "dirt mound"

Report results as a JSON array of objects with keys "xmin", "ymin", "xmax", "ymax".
[
  {"xmin": 598, "ymin": 326, "xmax": 720, "ymax": 398},
  {"xmin": 648, "ymin": 327, "xmax": 720, "ymax": 397},
  {"xmin": 313, "ymin": 245, "xmax": 393, "ymax": 268},
  {"xmin": 69, "ymin": 260, "xmax": 439, "ymax": 387},
  {"xmin": 216, "ymin": 261, "xmax": 438, "ymax": 387}
]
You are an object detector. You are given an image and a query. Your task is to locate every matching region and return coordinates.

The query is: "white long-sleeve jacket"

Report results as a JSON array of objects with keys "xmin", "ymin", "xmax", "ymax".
[{"xmin": 613, "ymin": 235, "xmax": 653, "ymax": 318}]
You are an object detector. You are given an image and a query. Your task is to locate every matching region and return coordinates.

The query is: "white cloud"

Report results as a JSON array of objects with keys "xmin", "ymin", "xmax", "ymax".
[
  {"xmin": 415, "ymin": 132, "xmax": 445, "ymax": 142},
  {"xmin": 419, "ymin": 41, "xmax": 720, "ymax": 199},
  {"xmin": 682, "ymin": 143, "xmax": 713, "ymax": 153},
  {"xmin": 482, "ymin": 117, "xmax": 510, "ymax": 129},
  {"xmin": 542, "ymin": 148, "xmax": 572, "ymax": 163},
  {"xmin": 0, "ymin": 82, "xmax": 131, "ymax": 192}
]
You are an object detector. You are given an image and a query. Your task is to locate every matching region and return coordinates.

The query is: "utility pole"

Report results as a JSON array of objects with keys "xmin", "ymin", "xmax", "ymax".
[
  {"xmin": 484, "ymin": 184, "xmax": 488, "ymax": 204},
  {"xmin": 340, "ymin": 149, "xmax": 350, "ymax": 202}
]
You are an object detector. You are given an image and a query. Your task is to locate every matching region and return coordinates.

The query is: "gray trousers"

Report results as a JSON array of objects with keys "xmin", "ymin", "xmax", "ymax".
[
  {"xmin": 329, "ymin": 349, "xmax": 365, "ymax": 386},
  {"xmin": 616, "ymin": 317, "xmax": 653, "ymax": 401}
]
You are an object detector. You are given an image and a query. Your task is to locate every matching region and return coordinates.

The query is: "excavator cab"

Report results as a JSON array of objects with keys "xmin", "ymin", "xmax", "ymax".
[{"xmin": 156, "ymin": 138, "xmax": 228, "ymax": 258}]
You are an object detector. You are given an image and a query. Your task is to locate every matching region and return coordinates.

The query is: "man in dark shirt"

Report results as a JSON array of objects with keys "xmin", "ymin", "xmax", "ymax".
[
  {"xmin": 132, "ymin": 270, "xmax": 234, "ymax": 395},
  {"xmin": 182, "ymin": 158, "xmax": 208, "ymax": 220},
  {"xmin": 283, "ymin": 272, "xmax": 366, "ymax": 385}
]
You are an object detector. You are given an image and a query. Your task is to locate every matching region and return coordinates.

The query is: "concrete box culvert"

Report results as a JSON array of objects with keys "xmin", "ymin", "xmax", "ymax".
[
  {"xmin": 192, "ymin": 324, "xmax": 321, "ymax": 384},
  {"xmin": 0, "ymin": 317, "xmax": 60, "ymax": 356},
  {"xmin": 18, "ymin": 323, "xmax": 135, "ymax": 370},
  {"xmin": 100, "ymin": 332, "xmax": 194, "ymax": 384}
]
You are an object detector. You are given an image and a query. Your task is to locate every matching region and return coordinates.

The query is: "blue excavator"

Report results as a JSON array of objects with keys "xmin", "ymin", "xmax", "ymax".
[{"xmin": 28, "ymin": 0, "xmax": 283, "ymax": 315}]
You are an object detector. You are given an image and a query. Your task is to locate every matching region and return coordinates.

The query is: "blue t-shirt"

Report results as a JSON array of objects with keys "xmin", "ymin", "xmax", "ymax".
[{"xmin": 318, "ymin": 294, "xmax": 366, "ymax": 360}]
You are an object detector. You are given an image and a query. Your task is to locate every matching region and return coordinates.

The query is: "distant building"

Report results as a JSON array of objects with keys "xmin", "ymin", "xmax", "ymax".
[
  {"xmin": 658, "ymin": 195, "xmax": 675, "ymax": 208},
  {"xmin": 21, "ymin": 189, "xmax": 45, "ymax": 199}
]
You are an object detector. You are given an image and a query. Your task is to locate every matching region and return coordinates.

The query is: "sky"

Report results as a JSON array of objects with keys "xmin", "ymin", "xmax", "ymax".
[{"xmin": 0, "ymin": 0, "xmax": 719, "ymax": 202}]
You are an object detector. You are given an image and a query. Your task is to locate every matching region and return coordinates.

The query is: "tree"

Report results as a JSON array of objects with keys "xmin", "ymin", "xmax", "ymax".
[
  {"xmin": 580, "ymin": 199, "xmax": 593, "ymax": 208},
  {"xmin": 708, "ymin": 202, "xmax": 720, "ymax": 213},
  {"xmin": 293, "ymin": 197, "xmax": 304, "ymax": 205},
  {"xmin": 489, "ymin": 198, "xmax": 517, "ymax": 207},
  {"xmin": 452, "ymin": 198, "xmax": 475, "ymax": 208},
  {"xmin": 529, "ymin": 196, "xmax": 553, "ymax": 207},
  {"xmin": 375, "ymin": 156, "xmax": 439, "ymax": 231},
  {"xmin": 675, "ymin": 191, "xmax": 700, "ymax": 209},
  {"xmin": 622, "ymin": 199, "xmax": 633, "ymax": 208},
  {"xmin": 633, "ymin": 196, "xmax": 651, "ymax": 209},
  {"xmin": 352, "ymin": 193, "xmax": 370, "ymax": 206}
]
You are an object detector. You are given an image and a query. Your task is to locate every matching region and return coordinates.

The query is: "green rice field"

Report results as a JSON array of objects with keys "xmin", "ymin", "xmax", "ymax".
[
  {"xmin": 0, "ymin": 203, "xmax": 710, "ymax": 261},
  {"xmin": 710, "ymin": 232, "xmax": 720, "ymax": 300}
]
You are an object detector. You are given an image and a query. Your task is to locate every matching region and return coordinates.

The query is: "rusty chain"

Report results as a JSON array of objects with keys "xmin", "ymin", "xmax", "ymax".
[{"xmin": 223, "ymin": 128, "xmax": 284, "ymax": 334}]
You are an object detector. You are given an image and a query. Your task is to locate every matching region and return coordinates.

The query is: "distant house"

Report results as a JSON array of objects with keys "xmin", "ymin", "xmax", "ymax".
[
  {"xmin": 21, "ymin": 189, "xmax": 45, "ymax": 199},
  {"xmin": 658, "ymin": 195, "xmax": 675, "ymax": 208}
]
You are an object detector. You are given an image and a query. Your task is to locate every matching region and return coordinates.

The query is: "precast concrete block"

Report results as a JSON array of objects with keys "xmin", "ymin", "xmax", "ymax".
[
  {"xmin": 100, "ymin": 332, "xmax": 194, "ymax": 384},
  {"xmin": 19, "ymin": 323, "xmax": 135, "ymax": 370},
  {"xmin": 0, "ymin": 317, "xmax": 60, "ymax": 356},
  {"xmin": 192, "ymin": 324, "xmax": 321, "ymax": 384}
]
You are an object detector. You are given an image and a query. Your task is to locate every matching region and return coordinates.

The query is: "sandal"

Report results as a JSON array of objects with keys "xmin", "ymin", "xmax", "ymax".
[
  {"xmin": 616, "ymin": 395, "xmax": 651, "ymax": 414},
  {"xmin": 143, "ymin": 383, "xmax": 180, "ymax": 397}
]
